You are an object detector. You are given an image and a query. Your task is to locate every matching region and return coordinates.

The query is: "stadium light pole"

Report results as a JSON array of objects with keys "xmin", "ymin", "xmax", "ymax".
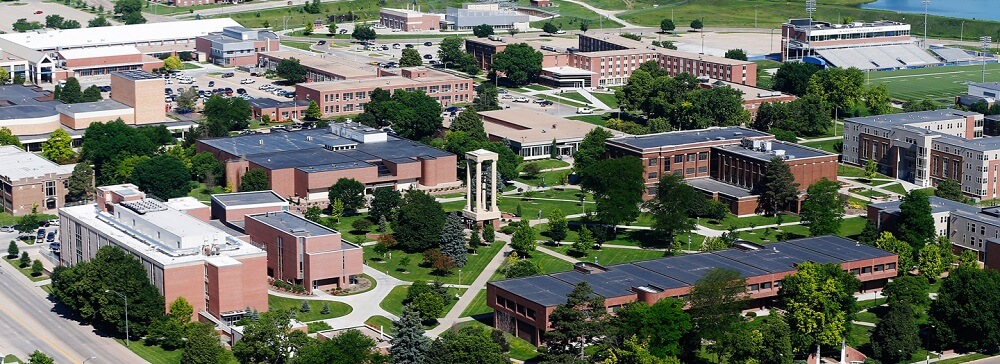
[
  {"xmin": 982, "ymin": 36, "xmax": 992, "ymax": 83},
  {"xmin": 922, "ymin": 0, "xmax": 931, "ymax": 49},
  {"xmin": 806, "ymin": 0, "xmax": 816, "ymax": 60}
]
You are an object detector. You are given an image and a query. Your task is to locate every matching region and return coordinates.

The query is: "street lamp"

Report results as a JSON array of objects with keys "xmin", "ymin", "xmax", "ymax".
[
  {"xmin": 922, "ymin": 0, "xmax": 931, "ymax": 49},
  {"xmin": 84, "ymin": 357, "xmax": 97, "ymax": 364},
  {"xmin": 982, "ymin": 36, "xmax": 992, "ymax": 83},
  {"xmin": 105, "ymin": 290, "xmax": 129, "ymax": 347},
  {"xmin": 458, "ymin": 269, "xmax": 462, "ymax": 285}
]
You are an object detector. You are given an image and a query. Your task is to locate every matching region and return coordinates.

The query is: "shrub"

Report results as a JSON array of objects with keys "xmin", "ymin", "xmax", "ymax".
[{"xmin": 352, "ymin": 218, "xmax": 374, "ymax": 232}]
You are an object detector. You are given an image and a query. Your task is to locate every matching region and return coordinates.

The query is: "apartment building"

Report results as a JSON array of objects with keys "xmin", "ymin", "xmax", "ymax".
[
  {"xmin": 488, "ymin": 235, "xmax": 897, "ymax": 345},
  {"xmin": 295, "ymin": 67, "xmax": 474, "ymax": 117},
  {"xmin": 842, "ymin": 109, "xmax": 998, "ymax": 199},
  {"xmin": 605, "ymin": 127, "xmax": 838, "ymax": 215},
  {"xmin": 196, "ymin": 26, "xmax": 279, "ymax": 67},
  {"xmin": 58, "ymin": 184, "xmax": 268, "ymax": 324},
  {"xmin": 0, "ymin": 146, "xmax": 75, "ymax": 216}
]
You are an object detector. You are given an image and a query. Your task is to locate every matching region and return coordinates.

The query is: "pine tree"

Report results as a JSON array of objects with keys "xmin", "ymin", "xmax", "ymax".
[
  {"xmin": 251, "ymin": 309, "xmax": 260, "ymax": 321},
  {"xmin": 300, "ymin": 300, "xmax": 311, "ymax": 312},
  {"xmin": 19, "ymin": 251, "xmax": 29, "ymax": 268},
  {"xmin": 378, "ymin": 215, "xmax": 388, "ymax": 232},
  {"xmin": 321, "ymin": 302, "xmax": 330, "ymax": 314},
  {"xmin": 7, "ymin": 240, "xmax": 18, "ymax": 259},
  {"xmin": 438, "ymin": 213, "xmax": 468, "ymax": 267},
  {"xmin": 469, "ymin": 225, "xmax": 482, "ymax": 247},
  {"xmin": 483, "ymin": 224, "xmax": 495, "ymax": 242},
  {"xmin": 390, "ymin": 305, "xmax": 431, "ymax": 364}
]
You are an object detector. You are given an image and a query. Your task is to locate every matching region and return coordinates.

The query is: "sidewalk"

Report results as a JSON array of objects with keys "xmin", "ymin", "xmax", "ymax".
[{"xmin": 427, "ymin": 236, "xmax": 513, "ymax": 337}]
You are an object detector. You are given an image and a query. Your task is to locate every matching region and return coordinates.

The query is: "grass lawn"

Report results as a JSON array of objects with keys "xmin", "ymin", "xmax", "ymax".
[
  {"xmin": 591, "ymin": 92, "xmax": 619, "ymax": 109},
  {"xmin": 846, "ymin": 323, "xmax": 873, "ymax": 349},
  {"xmin": 226, "ymin": 0, "xmax": 465, "ymax": 29},
  {"xmin": 307, "ymin": 321, "xmax": 333, "ymax": 333},
  {"xmin": 555, "ymin": 245, "xmax": 668, "ymax": 266},
  {"xmin": 460, "ymin": 289, "xmax": 491, "ymax": 317},
  {"xmin": 869, "ymin": 63, "xmax": 1000, "ymax": 103},
  {"xmin": 187, "ymin": 183, "xmax": 225, "ymax": 203},
  {"xmin": 2, "ymin": 257, "xmax": 49, "ymax": 282},
  {"xmin": 316, "ymin": 213, "xmax": 384, "ymax": 244},
  {"xmin": 379, "ymin": 285, "xmax": 466, "ymax": 318},
  {"xmin": 0, "ymin": 212, "xmax": 57, "ymax": 226},
  {"xmin": 850, "ymin": 178, "xmax": 895, "ymax": 187},
  {"xmin": 501, "ymin": 195, "xmax": 591, "ymax": 220},
  {"xmin": 365, "ymin": 315, "xmax": 395, "ymax": 334},
  {"xmin": 280, "ymin": 41, "xmax": 319, "ymax": 52},
  {"xmin": 119, "ymin": 339, "xmax": 184, "ymax": 364},
  {"xmin": 882, "ymin": 183, "xmax": 907, "ymax": 195},
  {"xmin": 537, "ymin": 94, "xmax": 589, "ymax": 108},
  {"xmin": 935, "ymin": 354, "xmax": 992, "ymax": 364},
  {"xmin": 364, "ymin": 241, "xmax": 505, "ymax": 285},
  {"xmin": 524, "ymin": 84, "xmax": 552, "ymax": 91},
  {"xmin": 567, "ymin": 114, "xmax": 609, "ymax": 126},
  {"xmin": 267, "ymin": 295, "xmax": 352, "ymax": 322},
  {"xmin": 180, "ymin": 62, "xmax": 202, "ymax": 70},
  {"xmin": 532, "ymin": 0, "xmax": 623, "ymax": 29},
  {"xmin": 2, "ymin": 355, "xmax": 20, "ymax": 364},
  {"xmin": 513, "ymin": 169, "xmax": 573, "ymax": 188},
  {"xmin": 558, "ymin": 91, "xmax": 592, "ymax": 105},
  {"xmin": 730, "ymin": 216, "xmax": 868, "ymax": 244},
  {"xmin": 700, "ymin": 213, "xmax": 800, "ymax": 230},
  {"xmin": 519, "ymin": 159, "xmax": 570, "ymax": 171},
  {"xmin": 801, "ymin": 138, "xmax": 841, "ymax": 154},
  {"xmin": 851, "ymin": 187, "xmax": 890, "ymax": 199},
  {"xmin": 838, "ymin": 164, "xmax": 891, "ymax": 179}
]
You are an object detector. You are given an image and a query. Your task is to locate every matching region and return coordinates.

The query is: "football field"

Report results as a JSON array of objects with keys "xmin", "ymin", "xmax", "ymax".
[{"xmin": 867, "ymin": 63, "xmax": 1000, "ymax": 103}]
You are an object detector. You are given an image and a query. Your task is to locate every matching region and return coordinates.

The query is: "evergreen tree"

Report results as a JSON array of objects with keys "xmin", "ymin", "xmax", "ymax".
[
  {"xmin": 321, "ymin": 302, "xmax": 330, "ymax": 315},
  {"xmin": 468, "ymin": 225, "xmax": 482, "ymax": 247},
  {"xmin": 19, "ymin": 251, "xmax": 29, "ymax": 268},
  {"xmin": 898, "ymin": 189, "xmax": 936, "ymax": 250},
  {"xmin": 438, "ymin": 213, "xmax": 468, "ymax": 267},
  {"xmin": 757, "ymin": 156, "xmax": 799, "ymax": 216},
  {"xmin": 483, "ymin": 224, "xmax": 495, "ymax": 242},
  {"xmin": 390, "ymin": 305, "xmax": 431, "ymax": 364},
  {"xmin": 59, "ymin": 77, "xmax": 83, "ymax": 103},
  {"xmin": 7, "ymin": 240, "xmax": 19, "ymax": 259}
]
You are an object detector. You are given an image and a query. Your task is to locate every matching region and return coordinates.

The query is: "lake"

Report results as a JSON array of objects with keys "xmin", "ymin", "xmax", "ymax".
[{"xmin": 861, "ymin": 0, "xmax": 1000, "ymax": 22}]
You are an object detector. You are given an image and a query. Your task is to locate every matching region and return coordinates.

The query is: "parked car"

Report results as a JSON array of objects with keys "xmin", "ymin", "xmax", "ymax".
[
  {"xmin": 392, "ymin": 43, "xmax": 401, "ymax": 49},
  {"xmin": 240, "ymin": 79, "xmax": 255, "ymax": 84},
  {"xmin": 339, "ymin": 29, "xmax": 348, "ymax": 34},
  {"xmin": 164, "ymin": 88, "xmax": 172, "ymax": 95},
  {"xmin": 317, "ymin": 40, "xmax": 326, "ymax": 45},
  {"xmin": 208, "ymin": 81, "xmax": 215, "ymax": 87},
  {"xmin": 405, "ymin": 44, "xmax": 414, "ymax": 48},
  {"xmin": 36, "ymin": 229, "xmax": 45, "ymax": 240},
  {"xmin": 576, "ymin": 107, "xmax": 594, "ymax": 114},
  {"xmin": 0, "ymin": 225, "xmax": 13, "ymax": 232},
  {"xmin": 34, "ymin": 10, "xmax": 42, "ymax": 14},
  {"xmin": 48, "ymin": 219, "xmax": 58, "ymax": 227},
  {"xmin": 99, "ymin": 86, "xmax": 111, "ymax": 92},
  {"xmin": 423, "ymin": 54, "xmax": 433, "ymax": 59},
  {"xmin": 540, "ymin": 100, "xmax": 554, "ymax": 106},
  {"xmin": 512, "ymin": 97, "xmax": 529, "ymax": 103},
  {"xmin": 237, "ymin": 88, "xmax": 247, "ymax": 94},
  {"xmin": 46, "ymin": 232, "xmax": 56, "ymax": 242},
  {"xmin": 423, "ymin": 41, "xmax": 433, "ymax": 46},
  {"xmin": 221, "ymin": 72, "xmax": 235, "ymax": 78}
]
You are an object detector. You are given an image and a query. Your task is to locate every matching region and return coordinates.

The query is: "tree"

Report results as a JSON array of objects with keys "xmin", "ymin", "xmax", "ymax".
[
  {"xmin": 918, "ymin": 243, "xmax": 948, "ymax": 281},
  {"xmin": 41, "ymin": 129, "xmax": 75, "ymax": 164},
  {"xmin": 510, "ymin": 221, "xmax": 537, "ymax": 255},
  {"xmin": 757, "ymin": 157, "xmax": 799, "ymax": 216},
  {"xmin": 182, "ymin": 322, "xmax": 227, "ymax": 364},
  {"xmin": 801, "ymin": 178, "xmax": 843, "ymax": 236},
  {"xmin": 779, "ymin": 262, "xmax": 859, "ymax": 355},
  {"xmin": 875, "ymin": 231, "xmax": 914, "ymax": 272},
  {"xmin": 168, "ymin": 296, "xmax": 193, "ymax": 323},
  {"xmin": 328, "ymin": 178, "xmax": 365, "ymax": 210},
  {"xmin": 612, "ymin": 299, "xmax": 691, "ymax": 357},
  {"xmin": 957, "ymin": 249, "xmax": 979, "ymax": 269},
  {"xmin": 390, "ymin": 305, "xmax": 431, "ymax": 364},
  {"xmin": 352, "ymin": 25, "xmax": 377, "ymax": 42},
  {"xmin": 88, "ymin": 15, "xmax": 111, "ymax": 27},
  {"xmin": 772, "ymin": 62, "xmax": 820, "ymax": 96},
  {"xmin": 865, "ymin": 84, "xmax": 893, "ymax": 115},
  {"xmin": 481, "ymin": 141, "xmax": 521, "ymax": 181},
  {"xmin": 491, "ymin": 43, "xmax": 543, "ymax": 87},
  {"xmin": 12, "ymin": 18, "xmax": 42, "ymax": 32},
  {"xmin": 427, "ymin": 324, "xmax": 507, "ymax": 364},
  {"xmin": 400, "ymin": 48, "xmax": 423, "ymax": 67},
  {"xmin": 689, "ymin": 268, "xmax": 747, "ymax": 359},
  {"xmin": 0, "ymin": 127, "xmax": 21, "ymax": 149},
  {"xmin": 163, "ymin": 55, "xmax": 182, "ymax": 70},
  {"xmin": 303, "ymin": 21, "xmax": 314, "ymax": 36},
  {"xmin": 394, "ymin": 190, "xmax": 446, "ymax": 251},
  {"xmin": 30, "ymin": 259, "xmax": 42, "ymax": 276},
  {"xmin": 300, "ymin": 300, "xmax": 311, "ymax": 313},
  {"xmin": 330, "ymin": 199, "xmax": 344, "ymax": 223},
  {"xmin": 232, "ymin": 309, "xmax": 309, "ymax": 364},
  {"xmin": 903, "ymin": 99, "xmax": 939, "ymax": 112},
  {"xmin": 190, "ymin": 152, "xmax": 223, "ymax": 186},
  {"xmin": 175, "ymin": 88, "xmax": 198, "ymax": 111},
  {"xmin": 60, "ymin": 77, "xmax": 83, "ymax": 103},
  {"xmin": 121, "ymin": 11, "xmax": 146, "ymax": 25},
  {"xmin": 18, "ymin": 251, "xmax": 29, "ymax": 268},
  {"xmin": 438, "ymin": 36, "xmax": 465, "ymax": 66},
  {"xmin": 935, "ymin": 178, "xmax": 967, "ymax": 203},
  {"xmin": 82, "ymin": 85, "xmax": 103, "ymax": 102},
  {"xmin": 275, "ymin": 58, "xmax": 307, "ymax": 84},
  {"xmin": 27, "ymin": 351, "xmax": 53, "ymax": 364},
  {"xmin": 16, "ymin": 210, "xmax": 42, "ymax": 234},
  {"xmin": 369, "ymin": 187, "xmax": 401, "ymax": 223},
  {"xmin": 579, "ymin": 20, "xmax": 589, "ymax": 32},
  {"xmin": 898, "ymin": 189, "xmax": 936, "ymax": 250},
  {"xmin": 114, "ymin": 0, "xmax": 142, "ymax": 15},
  {"xmin": 203, "ymin": 95, "xmax": 251, "ymax": 137},
  {"xmin": 606, "ymin": 336, "xmax": 678, "ymax": 364},
  {"xmin": 648, "ymin": 173, "xmax": 698, "ymax": 248},
  {"xmin": 7, "ymin": 240, "xmax": 18, "ymax": 259},
  {"xmin": 548, "ymin": 208, "xmax": 567, "ymax": 243},
  {"xmin": 240, "ymin": 169, "xmax": 269, "ymax": 192},
  {"xmin": 375, "ymin": 89, "xmax": 442, "ymax": 141},
  {"xmin": 146, "ymin": 316, "xmax": 185, "ymax": 350},
  {"xmin": 503, "ymin": 257, "xmax": 541, "ymax": 279},
  {"xmin": 0, "ymin": 68, "xmax": 9, "ymax": 85},
  {"xmin": 450, "ymin": 108, "xmax": 488, "ymax": 142},
  {"xmin": 929, "ymin": 267, "xmax": 1000, "ymax": 352},
  {"xmin": 871, "ymin": 303, "xmax": 921, "ymax": 364},
  {"xmin": 521, "ymin": 163, "xmax": 541, "ymax": 179},
  {"xmin": 724, "ymin": 49, "xmax": 748, "ymax": 61},
  {"xmin": 472, "ymin": 24, "xmax": 494, "ymax": 38},
  {"xmin": 45, "ymin": 14, "xmax": 65, "ymax": 29},
  {"xmin": 690, "ymin": 18, "xmax": 703, "ymax": 30},
  {"xmin": 473, "ymin": 82, "xmax": 501, "ymax": 112},
  {"xmin": 542, "ymin": 22, "xmax": 558, "ymax": 34},
  {"xmin": 130, "ymin": 154, "xmax": 191, "ymax": 199},
  {"xmin": 305, "ymin": 100, "xmax": 322, "ymax": 120},
  {"xmin": 546, "ymin": 282, "xmax": 607, "ymax": 358},
  {"xmin": 439, "ymin": 213, "xmax": 468, "ymax": 267},
  {"xmin": 659, "ymin": 18, "xmax": 675, "ymax": 33},
  {"xmin": 297, "ymin": 328, "xmax": 388, "ymax": 364},
  {"xmin": 580, "ymin": 157, "xmax": 644, "ymax": 227},
  {"xmin": 483, "ymin": 224, "xmax": 495, "ymax": 242},
  {"xmin": 573, "ymin": 127, "xmax": 614, "ymax": 172},
  {"xmin": 883, "ymin": 275, "xmax": 930, "ymax": 309}
]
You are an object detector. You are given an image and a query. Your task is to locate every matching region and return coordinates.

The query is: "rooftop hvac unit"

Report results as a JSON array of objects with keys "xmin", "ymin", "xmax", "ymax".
[{"xmin": 771, "ymin": 149, "xmax": 786, "ymax": 157}]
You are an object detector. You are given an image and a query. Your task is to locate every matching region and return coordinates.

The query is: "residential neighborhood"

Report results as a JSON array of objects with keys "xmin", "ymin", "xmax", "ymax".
[{"xmin": 2, "ymin": 0, "xmax": 1000, "ymax": 364}]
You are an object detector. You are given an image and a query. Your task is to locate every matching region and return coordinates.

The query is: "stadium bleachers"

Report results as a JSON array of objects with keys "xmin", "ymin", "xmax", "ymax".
[
  {"xmin": 930, "ymin": 47, "xmax": 979, "ymax": 63},
  {"xmin": 816, "ymin": 44, "xmax": 942, "ymax": 70}
]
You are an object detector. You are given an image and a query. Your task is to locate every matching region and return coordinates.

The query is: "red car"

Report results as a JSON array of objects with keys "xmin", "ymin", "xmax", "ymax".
[{"xmin": 34, "ymin": 10, "xmax": 43, "ymax": 14}]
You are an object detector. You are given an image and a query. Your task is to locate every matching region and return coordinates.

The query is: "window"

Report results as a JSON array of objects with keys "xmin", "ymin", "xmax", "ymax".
[
  {"xmin": 698, "ymin": 152, "xmax": 708, "ymax": 160},
  {"xmin": 687, "ymin": 153, "xmax": 696, "ymax": 162},
  {"xmin": 45, "ymin": 181, "xmax": 56, "ymax": 197},
  {"xmin": 648, "ymin": 172, "xmax": 658, "ymax": 179},
  {"xmin": 686, "ymin": 168, "xmax": 695, "ymax": 174},
  {"xmin": 748, "ymin": 284, "xmax": 759, "ymax": 291},
  {"xmin": 861, "ymin": 266, "xmax": 872, "ymax": 274},
  {"xmin": 849, "ymin": 268, "xmax": 860, "ymax": 275},
  {"xmin": 648, "ymin": 158, "xmax": 658, "ymax": 166},
  {"xmin": 887, "ymin": 263, "xmax": 897, "ymax": 270},
  {"xmin": 761, "ymin": 282, "xmax": 772, "ymax": 290},
  {"xmin": 874, "ymin": 264, "xmax": 884, "ymax": 272},
  {"xmin": 674, "ymin": 155, "xmax": 683, "ymax": 163}
]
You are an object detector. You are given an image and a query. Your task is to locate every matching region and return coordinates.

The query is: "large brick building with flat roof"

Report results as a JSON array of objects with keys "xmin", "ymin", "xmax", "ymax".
[
  {"xmin": 58, "ymin": 184, "xmax": 269, "ymax": 324},
  {"xmin": 488, "ymin": 235, "xmax": 898, "ymax": 345},
  {"xmin": 196, "ymin": 27, "xmax": 279, "ymax": 67},
  {"xmin": 195, "ymin": 123, "xmax": 460, "ymax": 204},
  {"xmin": 0, "ymin": 146, "xmax": 75, "ymax": 215},
  {"xmin": 257, "ymin": 51, "xmax": 379, "ymax": 83},
  {"xmin": 456, "ymin": 108, "xmax": 626, "ymax": 160},
  {"xmin": 605, "ymin": 127, "xmax": 838, "ymax": 215},
  {"xmin": 295, "ymin": 67, "xmax": 474, "ymax": 117}
]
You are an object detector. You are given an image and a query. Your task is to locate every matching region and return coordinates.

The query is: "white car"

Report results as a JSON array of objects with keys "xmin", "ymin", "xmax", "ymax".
[
  {"xmin": 555, "ymin": 30, "xmax": 566, "ymax": 34},
  {"xmin": 576, "ymin": 107, "xmax": 594, "ymax": 114},
  {"xmin": 240, "ymin": 79, "xmax": 255, "ymax": 84},
  {"xmin": 512, "ymin": 97, "xmax": 529, "ymax": 103}
]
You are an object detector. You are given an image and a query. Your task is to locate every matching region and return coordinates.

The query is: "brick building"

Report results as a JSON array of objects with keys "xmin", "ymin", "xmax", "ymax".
[
  {"xmin": 244, "ymin": 211, "xmax": 363, "ymax": 292},
  {"xmin": 455, "ymin": 108, "xmax": 625, "ymax": 160},
  {"xmin": 841, "ymin": 109, "xmax": 997, "ymax": 199},
  {"xmin": 379, "ymin": 7, "xmax": 443, "ymax": 31},
  {"xmin": 487, "ymin": 236, "xmax": 898, "ymax": 345},
  {"xmin": 58, "ymin": 184, "xmax": 268, "ymax": 324},
  {"xmin": 605, "ymin": 127, "xmax": 838, "ymax": 215},
  {"xmin": 294, "ymin": 67, "xmax": 474, "ymax": 117},
  {"xmin": 467, "ymin": 33, "xmax": 758, "ymax": 88},
  {"xmin": 697, "ymin": 78, "xmax": 796, "ymax": 120},
  {"xmin": 248, "ymin": 98, "xmax": 310, "ymax": 122},
  {"xmin": 196, "ymin": 26, "xmax": 279, "ymax": 67},
  {"xmin": 195, "ymin": 123, "xmax": 460, "ymax": 204},
  {"xmin": 0, "ymin": 146, "xmax": 75, "ymax": 216},
  {"xmin": 55, "ymin": 45, "xmax": 164, "ymax": 80},
  {"xmin": 257, "ymin": 51, "xmax": 379, "ymax": 83}
]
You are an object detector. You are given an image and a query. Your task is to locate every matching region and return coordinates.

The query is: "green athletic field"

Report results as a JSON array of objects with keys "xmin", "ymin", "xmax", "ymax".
[{"xmin": 867, "ymin": 63, "xmax": 1000, "ymax": 103}]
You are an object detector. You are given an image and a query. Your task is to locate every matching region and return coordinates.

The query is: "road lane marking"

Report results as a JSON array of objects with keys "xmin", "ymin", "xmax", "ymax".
[{"xmin": 0, "ymin": 292, "xmax": 82, "ymax": 363}]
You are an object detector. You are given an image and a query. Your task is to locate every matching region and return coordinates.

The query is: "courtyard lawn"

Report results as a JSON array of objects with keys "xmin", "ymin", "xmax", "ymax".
[
  {"xmin": 558, "ymin": 91, "xmax": 592, "ymax": 105},
  {"xmin": 838, "ymin": 164, "xmax": 891, "ymax": 179},
  {"xmin": 2, "ymin": 257, "xmax": 49, "ymax": 282},
  {"xmin": 591, "ymin": 92, "xmax": 619, "ymax": 109},
  {"xmin": 567, "ymin": 114, "xmax": 609, "ymax": 126},
  {"xmin": 882, "ymin": 183, "xmax": 907, "ymax": 195},
  {"xmin": 267, "ymin": 295, "xmax": 352, "ymax": 322},
  {"xmin": 187, "ymin": 183, "xmax": 225, "ymax": 203},
  {"xmin": 280, "ymin": 41, "xmax": 319, "ymax": 52},
  {"xmin": 801, "ymin": 139, "xmax": 841, "ymax": 154},
  {"xmin": 732, "ymin": 216, "xmax": 868, "ymax": 244},
  {"xmin": 119, "ymin": 339, "xmax": 183, "ymax": 364},
  {"xmin": 513, "ymin": 168, "xmax": 573, "ymax": 187},
  {"xmin": 519, "ymin": 159, "xmax": 570, "ymax": 171},
  {"xmin": 364, "ymin": 241, "xmax": 505, "ymax": 285},
  {"xmin": 365, "ymin": 315, "xmax": 395, "ymax": 334},
  {"xmin": 379, "ymin": 285, "xmax": 465, "ymax": 318},
  {"xmin": 851, "ymin": 187, "xmax": 890, "ymax": 199},
  {"xmin": 700, "ymin": 213, "xmax": 800, "ymax": 230},
  {"xmin": 556, "ymin": 245, "xmax": 668, "ymax": 266},
  {"xmin": 460, "ymin": 289, "xmax": 491, "ymax": 317}
]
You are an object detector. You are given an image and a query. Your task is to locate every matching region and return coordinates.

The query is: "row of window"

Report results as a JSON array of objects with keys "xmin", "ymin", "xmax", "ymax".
[{"xmin": 496, "ymin": 296, "xmax": 536, "ymax": 320}]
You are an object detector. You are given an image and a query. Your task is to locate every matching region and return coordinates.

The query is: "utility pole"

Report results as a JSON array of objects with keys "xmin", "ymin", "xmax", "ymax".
[
  {"xmin": 105, "ymin": 290, "xmax": 129, "ymax": 347},
  {"xmin": 923, "ymin": 0, "xmax": 931, "ymax": 49},
  {"xmin": 754, "ymin": 5, "xmax": 758, "ymax": 28}
]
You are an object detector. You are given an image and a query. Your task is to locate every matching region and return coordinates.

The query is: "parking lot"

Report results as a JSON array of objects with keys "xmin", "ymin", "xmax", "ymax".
[
  {"xmin": 160, "ymin": 68, "xmax": 297, "ymax": 115},
  {"xmin": 314, "ymin": 40, "xmax": 444, "ymax": 68},
  {"xmin": 1, "ymin": 220, "xmax": 61, "ymax": 261}
]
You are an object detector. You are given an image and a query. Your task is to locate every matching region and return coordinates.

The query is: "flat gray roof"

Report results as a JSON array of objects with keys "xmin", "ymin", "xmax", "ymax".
[
  {"xmin": 608, "ymin": 127, "xmax": 769, "ymax": 150},
  {"xmin": 685, "ymin": 177, "xmax": 753, "ymax": 198},
  {"xmin": 113, "ymin": 70, "xmax": 160, "ymax": 81},
  {"xmin": 0, "ymin": 145, "xmax": 75, "ymax": 181},
  {"xmin": 714, "ymin": 141, "xmax": 831, "ymax": 161},
  {"xmin": 246, "ymin": 211, "xmax": 337, "ymax": 237},
  {"xmin": 211, "ymin": 190, "xmax": 287, "ymax": 207},
  {"xmin": 870, "ymin": 195, "xmax": 979, "ymax": 216},
  {"xmin": 845, "ymin": 109, "xmax": 979, "ymax": 128}
]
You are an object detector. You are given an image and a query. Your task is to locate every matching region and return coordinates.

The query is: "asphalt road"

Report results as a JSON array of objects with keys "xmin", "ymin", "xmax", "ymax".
[{"xmin": 0, "ymin": 250, "xmax": 145, "ymax": 364}]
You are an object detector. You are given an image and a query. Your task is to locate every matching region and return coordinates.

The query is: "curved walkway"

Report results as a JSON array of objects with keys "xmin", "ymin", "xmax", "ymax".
[
  {"xmin": 270, "ymin": 265, "xmax": 407, "ymax": 329},
  {"xmin": 558, "ymin": 0, "xmax": 637, "ymax": 28}
]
